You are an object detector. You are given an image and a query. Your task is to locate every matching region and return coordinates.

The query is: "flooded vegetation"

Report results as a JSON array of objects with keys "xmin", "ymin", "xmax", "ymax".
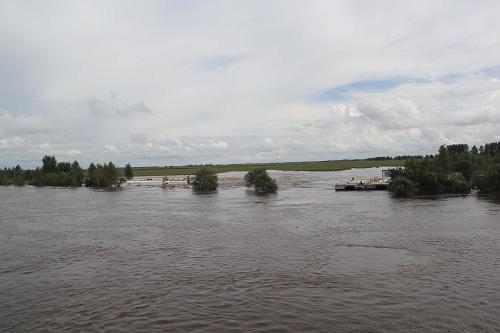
[
  {"xmin": 1, "ymin": 168, "xmax": 500, "ymax": 332},
  {"xmin": 389, "ymin": 143, "xmax": 500, "ymax": 197}
]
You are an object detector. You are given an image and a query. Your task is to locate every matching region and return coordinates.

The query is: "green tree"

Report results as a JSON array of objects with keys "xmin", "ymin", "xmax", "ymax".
[
  {"xmin": 389, "ymin": 177, "xmax": 417, "ymax": 197},
  {"xmin": 192, "ymin": 168, "xmax": 218, "ymax": 192},
  {"xmin": 42, "ymin": 155, "xmax": 57, "ymax": 173},
  {"xmin": 447, "ymin": 144, "xmax": 469, "ymax": 155},
  {"xmin": 475, "ymin": 164, "xmax": 500, "ymax": 193},
  {"xmin": 444, "ymin": 172, "xmax": 470, "ymax": 193},
  {"xmin": 124, "ymin": 163, "xmax": 133, "ymax": 179},
  {"xmin": 244, "ymin": 168, "xmax": 267, "ymax": 187},
  {"xmin": 437, "ymin": 145, "xmax": 450, "ymax": 172},
  {"xmin": 57, "ymin": 161, "xmax": 71, "ymax": 172},
  {"xmin": 244, "ymin": 168, "xmax": 278, "ymax": 194},
  {"xmin": 69, "ymin": 161, "xmax": 84, "ymax": 186},
  {"xmin": 85, "ymin": 163, "xmax": 97, "ymax": 187},
  {"xmin": 85, "ymin": 162, "xmax": 121, "ymax": 188}
]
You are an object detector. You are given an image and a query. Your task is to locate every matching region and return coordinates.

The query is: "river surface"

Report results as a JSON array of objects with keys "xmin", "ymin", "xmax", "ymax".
[{"xmin": 1, "ymin": 168, "xmax": 500, "ymax": 332}]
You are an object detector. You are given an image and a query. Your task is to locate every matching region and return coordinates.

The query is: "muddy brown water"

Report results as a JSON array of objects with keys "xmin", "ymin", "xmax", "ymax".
[{"xmin": 1, "ymin": 168, "xmax": 499, "ymax": 332}]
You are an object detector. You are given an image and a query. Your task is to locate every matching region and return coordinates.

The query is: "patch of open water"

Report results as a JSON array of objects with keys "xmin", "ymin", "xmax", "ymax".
[{"xmin": 1, "ymin": 168, "xmax": 499, "ymax": 332}]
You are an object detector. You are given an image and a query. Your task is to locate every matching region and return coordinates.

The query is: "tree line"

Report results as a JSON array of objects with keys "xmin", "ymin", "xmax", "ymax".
[
  {"xmin": 389, "ymin": 142, "xmax": 500, "ymax": 197},
  {"xmin": 0, "ymin": 156, "xmax": 134, "ymax": 188}
]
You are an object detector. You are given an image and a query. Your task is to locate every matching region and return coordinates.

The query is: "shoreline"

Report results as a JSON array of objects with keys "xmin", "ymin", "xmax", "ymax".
[{"xmin": 130, "ymin": 160, "xmax": 405, "ymax": 177}]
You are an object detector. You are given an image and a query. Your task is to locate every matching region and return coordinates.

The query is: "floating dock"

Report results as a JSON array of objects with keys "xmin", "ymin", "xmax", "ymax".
[
  {"xmin": 335, "ymin": 179, "xmax": 389, "ymax": 191},
  {"xmin": 335, "ymin": 170, "xmax": 391, "ymax": 191}
]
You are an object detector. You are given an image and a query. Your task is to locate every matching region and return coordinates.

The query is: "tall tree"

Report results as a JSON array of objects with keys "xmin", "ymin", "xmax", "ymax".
[
  {"xmin": 438, "ymin": 145, "xmax": 450, "ymax": 172},
  {"xmin": 42, "ymin": 155, "xmax": 57, "ymax": 173},
  {"xmin": 124, "ymin": 163, "xmax": 133, "ymax": 179}
]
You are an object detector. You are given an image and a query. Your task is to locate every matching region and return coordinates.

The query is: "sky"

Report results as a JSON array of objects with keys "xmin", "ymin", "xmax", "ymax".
[{"xmin": 1, "ymin": 0, "xmax": 500, "ymax": 167}]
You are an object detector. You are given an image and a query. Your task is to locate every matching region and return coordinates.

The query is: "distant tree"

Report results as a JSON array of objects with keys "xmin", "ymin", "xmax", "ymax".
[
  {"xmin": 447, "ymin": 144, "xmax": 469, "ymax": 155},
  {"xmin": 124, "ymin": 163, "xmax": 133, "ymax": 179},
  {"xmin": 84, "ymin": 162, "xmax": 121, "ymax": 188},
  {"xmin": 42, "ymin": 155, "xmax": 57, "ymax": 173},
  {"xmin": 95, "ymin": 162, "xmax": 120, "ymax": 187},
  {"xmin": 471, "ymin": 145, "xmax": 479, "ymax": 155},
  {"xmin": 85, "ymin": 163, "xmax": 97, "ymax": 187},
  {"xmin": 69, "ymin": 161, "xmax": 84, "ymax": 186},
  {"xmin": 451, "ymin": 159, "xmax": 473, "ymax": 181},
  {"xmin": 57, "ymin": 161, "xmax": 72, "ymax": 172},
  {"xmin": 438, "ymin": 145, "xmax": 450, "ymax": 172},
  {"xmin": 102, "ymin": 162, "xmax": 121, "ymax": 187},
  {"xmin": 444, "ymin": 172, "xmax": 470, "ymax": 194},
  {"xmin": 475, "ymin": 164, "xmax": 500, "ymax": 193},
  {"xmin": 484, "ymin": 142, "xmax": 500, "ymax": 156},
  {"xmin": 192, "ymin": 168, "xmax": 218, "ymax": 192}
]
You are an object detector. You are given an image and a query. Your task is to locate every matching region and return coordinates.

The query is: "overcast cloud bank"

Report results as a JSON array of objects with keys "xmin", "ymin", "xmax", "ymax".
[{"xmin": 1, "ymin": 0, "xmax": 500, "ymax": 167}]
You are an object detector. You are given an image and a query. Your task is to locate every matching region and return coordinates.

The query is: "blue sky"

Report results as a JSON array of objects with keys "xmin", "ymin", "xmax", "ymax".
[
  {"xmin": 1, "ymin": 0, "xmax": 500, "ymax": 167},
  {"xmin": 313, "ymin": 77, "xmax": 431, "ymax": 102}
]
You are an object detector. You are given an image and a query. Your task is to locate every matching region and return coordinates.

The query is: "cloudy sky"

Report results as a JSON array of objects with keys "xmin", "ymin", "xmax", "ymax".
[{"xmin": 1, "ymin": 0, "xmax": 500, "ymax": 167}]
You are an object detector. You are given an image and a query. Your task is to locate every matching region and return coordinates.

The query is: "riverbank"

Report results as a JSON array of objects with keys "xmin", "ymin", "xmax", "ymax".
[{"xmin": 130, "ymin": 159, "xmax": 405, "ymax": 176}]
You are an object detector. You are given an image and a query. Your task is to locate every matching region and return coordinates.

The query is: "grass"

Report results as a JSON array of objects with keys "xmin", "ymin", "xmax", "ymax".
[{"xmin": 130, "ymin": 159, "xmax": 405, "ymax": 176}]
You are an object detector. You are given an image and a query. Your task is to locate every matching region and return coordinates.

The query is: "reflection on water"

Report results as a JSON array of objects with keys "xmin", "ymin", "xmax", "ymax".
[{"xmin": 1, "ymin": 168, "xmax": 500, "ymax": 332}]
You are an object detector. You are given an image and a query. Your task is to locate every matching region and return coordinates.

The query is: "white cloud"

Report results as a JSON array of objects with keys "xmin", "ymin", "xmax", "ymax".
[
  {"xmin": 209, "ymin": 139, "xmax": 228, "ymax": 149},
  {"xmin": 66, "ymin": 149, "xmax": 82, "ymax": 156},
  {"xmin": 104, "ymin": 144, "xmax": 120, "ymax": 153}
]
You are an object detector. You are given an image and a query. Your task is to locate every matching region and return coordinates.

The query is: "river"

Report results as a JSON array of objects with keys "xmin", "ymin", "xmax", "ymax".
[{"xmin": 1, "ymin": 168, "xmax": 499, "ymax": 332}]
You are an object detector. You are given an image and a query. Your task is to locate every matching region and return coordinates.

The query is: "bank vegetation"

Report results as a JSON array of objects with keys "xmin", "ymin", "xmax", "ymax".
[
  {"xmin": 0, "ymin": 155, "xmax": 125, "ymax": 188},
  {"xmin": 389, "ymin": 142, "xmax": 500, "ymax": 197}
]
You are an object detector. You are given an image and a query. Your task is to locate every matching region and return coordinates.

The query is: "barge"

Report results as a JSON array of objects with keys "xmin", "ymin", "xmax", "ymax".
[{"xmin": 335, "ymin": 170, "xmax": 391, "ymax": 191}]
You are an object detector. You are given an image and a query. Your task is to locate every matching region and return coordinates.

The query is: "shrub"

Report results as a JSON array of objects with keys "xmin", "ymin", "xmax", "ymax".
[
  {"xmin": 244, "ymin": 168, "xmax": 278, "ymax": 194},
  {"xmin": 192, "ymin": 168, "xmax": 218, "ymax": 192},
  {"xmin": 389, "ymin": 177, "xmax": 417, "ymax": 197},
  {"xmin": 475, "ymin": 164, "xmax": 500, "ymax": 193},
  {"xmin": 244, "ymin": 168, "xmax": 267, "ymax": 187},
  {"xmin": 445, "ymin": 172, "xmax": 470, "ymax": 193}
]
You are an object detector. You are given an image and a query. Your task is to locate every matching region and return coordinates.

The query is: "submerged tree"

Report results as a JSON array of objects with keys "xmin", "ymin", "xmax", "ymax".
[
  {"xmin": 124, "ymin": 163, "xmax": 133, "ymax": 179},
  {"xmin": 31, "ymin": 156, "xmax": 84, "ymax": 186},
  {"xmin": 244, "ymin": 168, "xmax": 278, "ymax": 194},
  {"xmin": 85, "ymin": 162, "xmax": 121, "ymax": 188},
  {"xmin": 192, "ymin": 168, "xmax": 218, "ymax": 192},
  {"xmin": 388, "ymin": 177, "xmax": 417, "ymax": 197}
]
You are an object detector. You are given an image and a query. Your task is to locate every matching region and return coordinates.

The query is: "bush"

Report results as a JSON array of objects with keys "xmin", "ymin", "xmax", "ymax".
[
  {"xmin": 475, "ymin": 164, "xmax": 500, "ymax": 194},
  {"xmin": 244, "ymin": 168, "xmax": 278, "ymax": 194},
  {"xmin": 389, "ymin": 177, "xmax": 417, "ymax": 197},
  {"xmin": 445, "ymin": 172, "xmax": 470, "ymax": 193},
  {"xmin": 244, "ymin": 168, "xmax": 266, "ymax": 187},
  {"xmin": 192, "ymin": 168, "xmax": 218, "ymax": 192}
]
